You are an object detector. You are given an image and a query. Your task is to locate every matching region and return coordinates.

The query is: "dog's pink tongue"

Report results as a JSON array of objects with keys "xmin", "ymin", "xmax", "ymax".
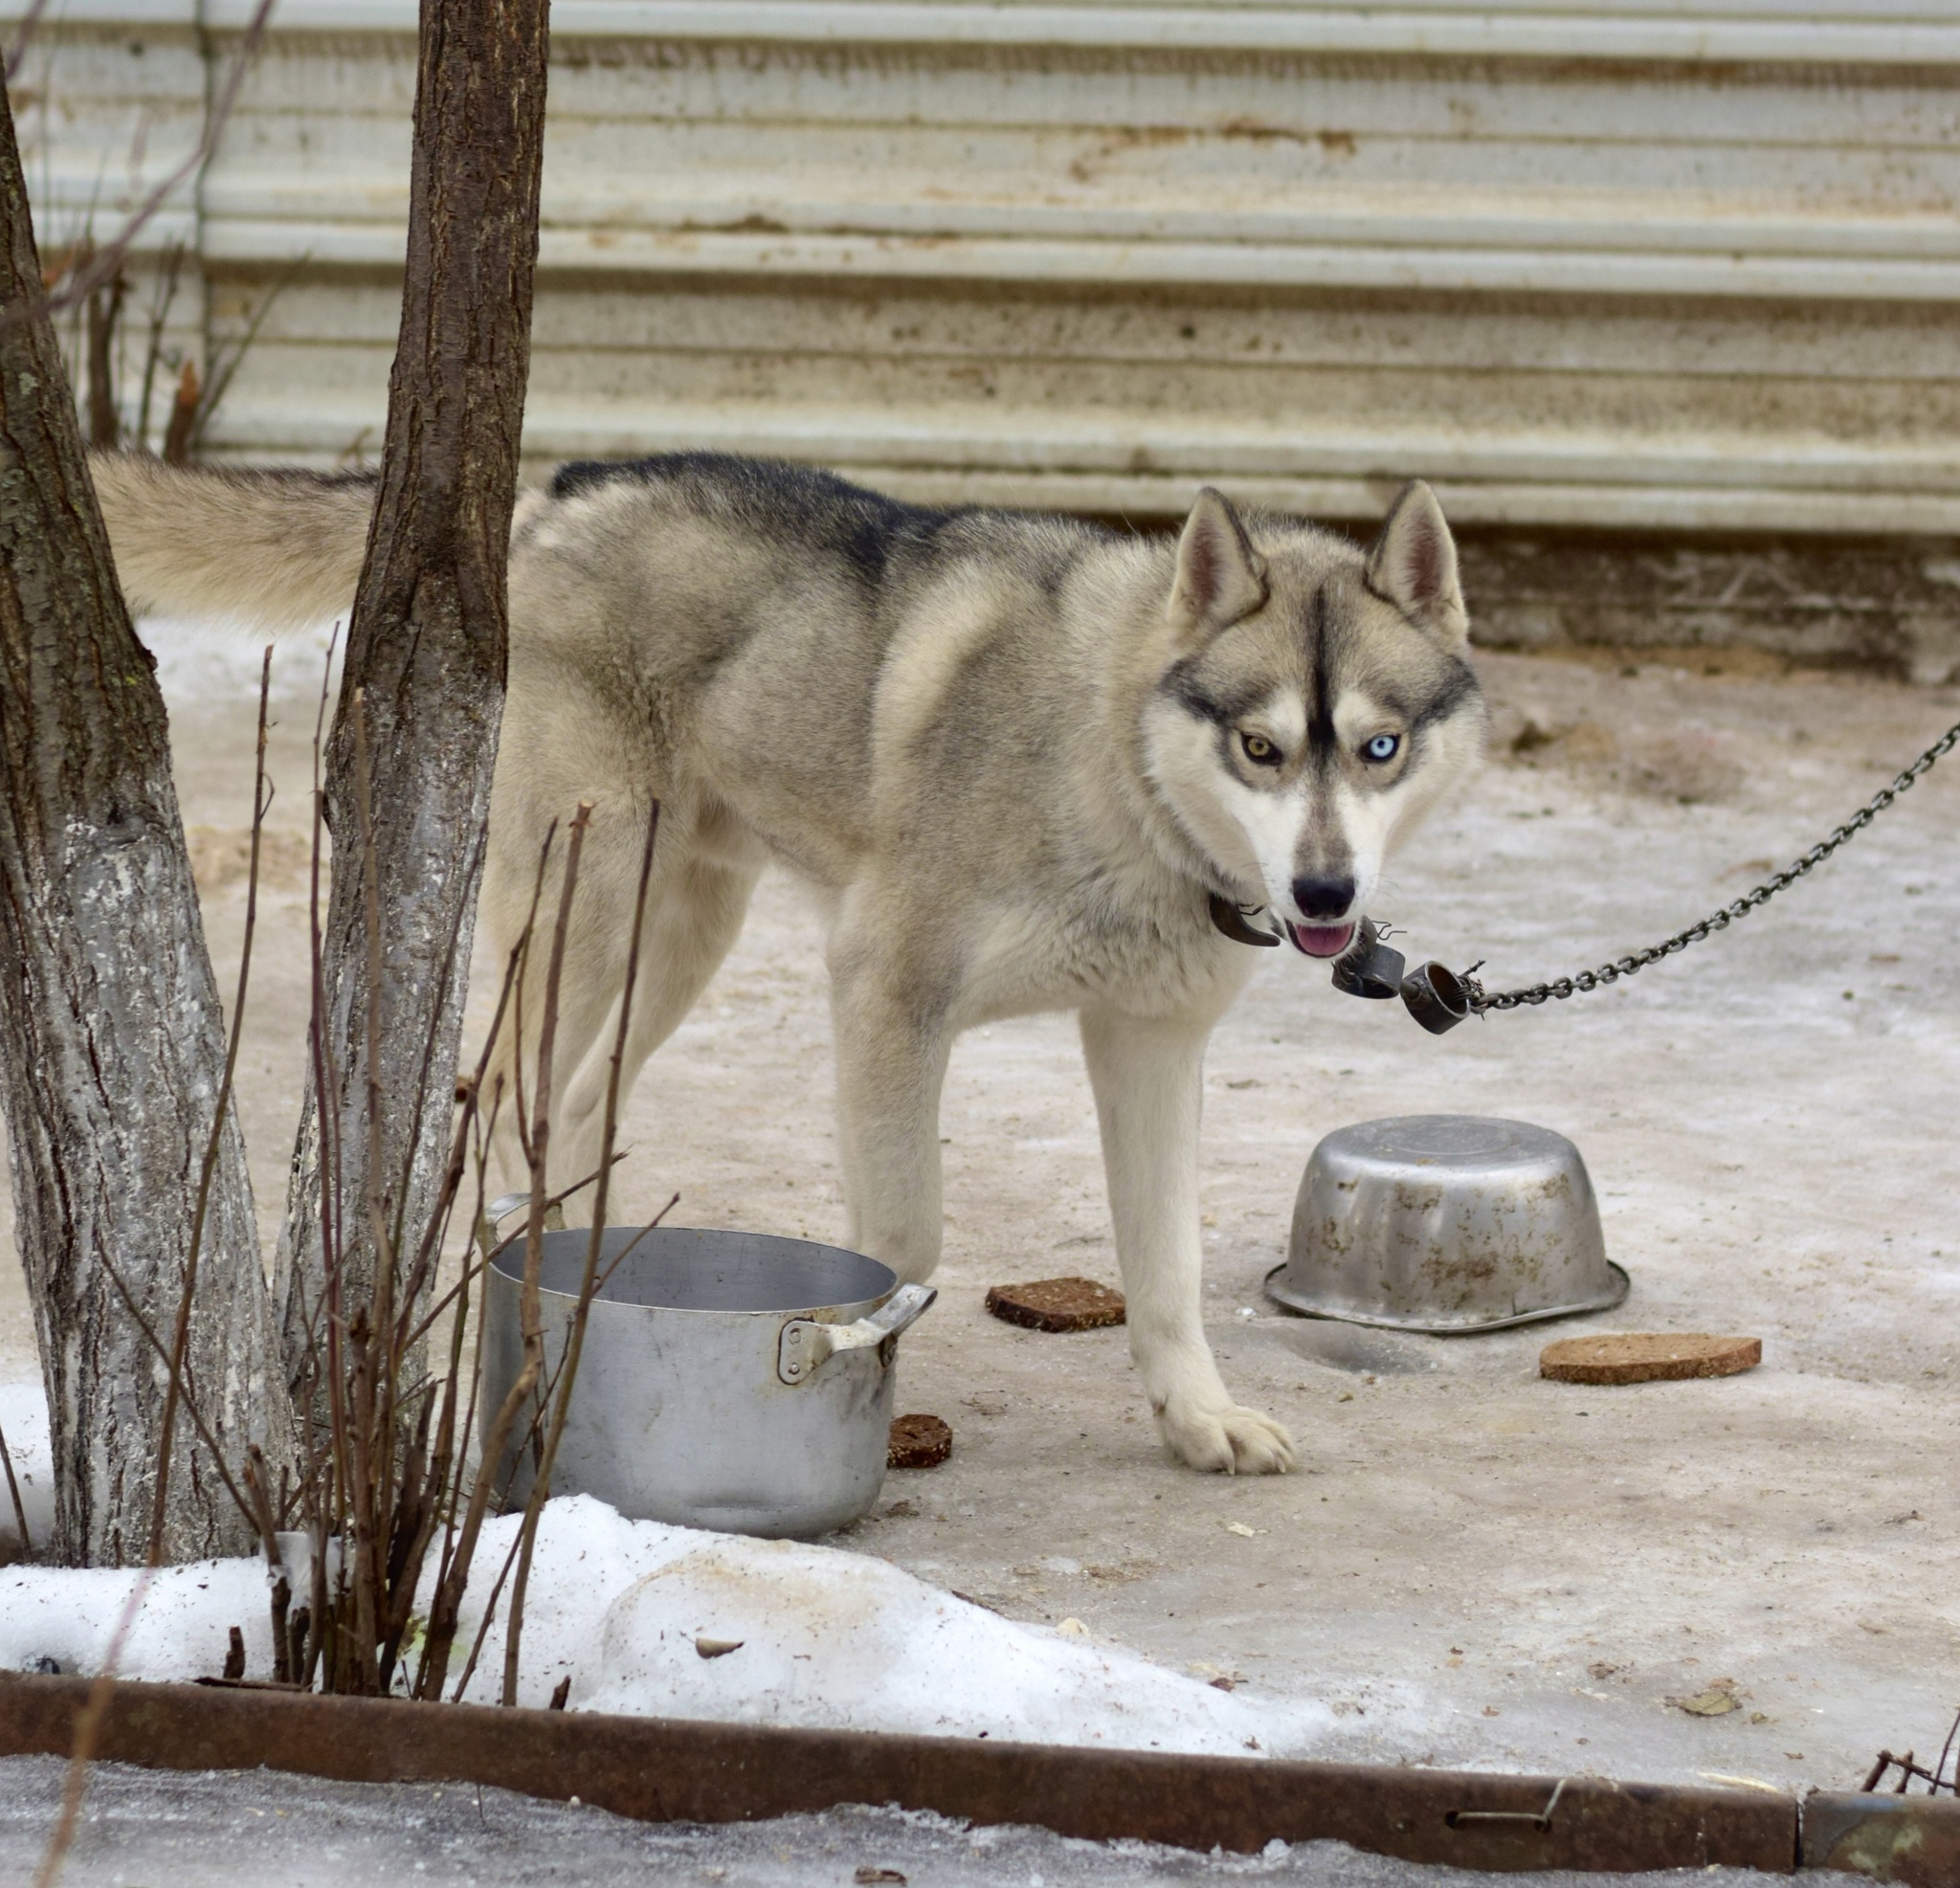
[{"xmin": 1288, "ymin": 922, "xmax": 1356, "ymax": 959}]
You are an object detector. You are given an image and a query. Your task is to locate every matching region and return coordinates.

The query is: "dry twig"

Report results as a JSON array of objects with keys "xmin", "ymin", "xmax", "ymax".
[
  {"xmin": 503, "ymin": 806, "xmax": 661, "ymax": 1704},
  {"xmin": 0, "ymin": 1413, "xmax": 29, "ymax": 1557},
  {"xmin": 147, "ymin": 649, "xmax": 273, "ymax": 1564},
  {"xmin": 4, "ymin": 0, "xmax": 50, "ymax": 82},
  {"xmin": 11, "ymin": 0, "xmax": 277, "ymax": 330},
  {"xmin": 31, "ymin": 1568, "xmax": 155, "ymax": 1888}
]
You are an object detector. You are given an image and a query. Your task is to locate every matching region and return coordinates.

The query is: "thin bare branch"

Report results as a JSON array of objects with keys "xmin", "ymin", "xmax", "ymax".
[
  {"xmin": 131, "ymin": 240, "xmax": 185, "ymax": 453},
  {"xmin": 596, "ymin": 1194, "xmax": 679, "ymax": 1298},
  {"xmin": 32, "ymin": 1566, "xmax": 155, "ymax": 1888},
  {"xmin": 91, "ymin": 1246, "xmax": 257, "ymax": 1535},
  {"xmin": 5, "ymin": 0, "xmax": 50, "ymax": 84},
  {"xmin": 17, "ymin": 0, "xmax": 276, "ymax": 329},
  {"xmin": 346, "ymin": 688, "xmax": 389, "ymax": 1695},
  {"xmin": 1934, "ymin": 1708, "xmax": 1960, "ymax": 1794},
  {"xmin": 391, "ymin": 819, "xmax": 489, "ymax": 1317},
  {"xmin": 82, "ymin": 265, "xmax": 122, "ymax": 449},
  {"xmin": 188, "ymin": 257, "xmax": 300, "ymax": 456},
  {"xmin": 399, "ymin": 1155, "xmax": 625, "ymax": 1360},
  {"xmin": 0, "ymin": 1415, "xmax": 29, "ymax": 1557},
  {"xmin": 499, "ymin": 802, "xmax": 595, "ymax": 1706},
  {"xmin": 147, "ymin": 648, "xmax": 273, "ymax": 1565},
  {"xmin": 291, "ymin": 628, "xmax": 345, "ymax": 1392},
  {"xmin": 503, "ymin": 808, "xmax": 661, "ymax": 1702},
  {"xmin": 413, "ymin": 821, "xmax": 562, "ymax": 1702}
]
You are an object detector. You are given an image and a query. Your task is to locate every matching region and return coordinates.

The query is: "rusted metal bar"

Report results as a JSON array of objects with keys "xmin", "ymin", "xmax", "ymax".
[
  {"xmin": 0, "ymin": 1673, "xmax": 1795, "ymax": 1874},
  {"xmin": 1802, "ymin": 1791, "xmax": 1960, "ymax": 1885}
]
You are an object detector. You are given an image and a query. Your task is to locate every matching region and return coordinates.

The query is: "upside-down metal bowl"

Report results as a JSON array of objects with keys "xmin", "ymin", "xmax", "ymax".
[{"xmin": 1264, "ymin": 1115, "xmax": 1628, "ymax": 1334}]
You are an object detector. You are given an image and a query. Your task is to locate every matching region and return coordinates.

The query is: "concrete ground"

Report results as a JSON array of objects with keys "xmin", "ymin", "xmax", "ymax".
[
  {"xmin": 3, "ymin": 634, "xmax": 1957, "ymax": 1817},
  {"xmin": 0, "ymin": 1756, "xmax": 1784, "ymax": 1887}
]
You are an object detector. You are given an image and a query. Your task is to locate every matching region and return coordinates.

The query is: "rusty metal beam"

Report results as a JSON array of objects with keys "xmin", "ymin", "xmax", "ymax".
[
  {"xmin": 0, "ymin": 1673, "xmax": 1798, "ymax": 1874},
  {"xmin": 1802, "ymin": 1792, "xmax": 1960, "ymax": 1886}
]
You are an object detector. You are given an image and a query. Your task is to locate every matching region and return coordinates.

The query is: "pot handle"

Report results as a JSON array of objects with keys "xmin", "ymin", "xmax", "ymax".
[
  {"xmin": 777, "ymin": 1283, "xmax": 937, "ymax": 1387},
  {"xmin": 475, "ymin": 1188, "xmax": 565, "ymax": 1260}
]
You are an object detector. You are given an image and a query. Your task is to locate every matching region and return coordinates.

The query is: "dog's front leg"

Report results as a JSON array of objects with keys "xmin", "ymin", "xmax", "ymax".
[
  {"xmin": 828, "ymin": 945, "xmax": 954, "ymax": 1288},
  {"xmin": 1080, "ymin": 1008, "xmax": 1297, "ymax": 1475}
]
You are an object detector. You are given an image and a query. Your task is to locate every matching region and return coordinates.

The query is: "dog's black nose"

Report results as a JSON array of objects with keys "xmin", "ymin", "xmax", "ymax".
[{"xmin": 1291, "ymin": 876, "xmax": 1355, "ymax": 921}]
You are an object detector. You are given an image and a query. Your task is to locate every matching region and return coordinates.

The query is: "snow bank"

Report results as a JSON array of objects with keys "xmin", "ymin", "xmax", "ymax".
[
  {"xmin": 0, "ymin": 1556, "xmax": 274, "ymax": 1686},
  {"xmin": 463, "ymin": 1497, "xmax": 1331, "ymax": 1754},
  {"xmin": 0, "ymin": 1488, "xmax": 1336, "ymax": 1759}
]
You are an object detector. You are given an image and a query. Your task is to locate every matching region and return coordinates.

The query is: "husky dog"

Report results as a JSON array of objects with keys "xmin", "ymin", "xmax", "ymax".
[{"xmin": 93, "ymin": 451, "xmax": 1485, "ymax": 1474}]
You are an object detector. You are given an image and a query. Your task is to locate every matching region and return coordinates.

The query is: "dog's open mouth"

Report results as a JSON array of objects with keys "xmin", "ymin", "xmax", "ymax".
[{"xmin": 1283, "ymin": 921, "xmax": 1356, "ymax": 958}]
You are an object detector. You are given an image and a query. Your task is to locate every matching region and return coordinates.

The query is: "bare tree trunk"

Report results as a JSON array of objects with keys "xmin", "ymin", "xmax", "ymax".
[
  {"xmin": 0, "ymin": 74, "xmax": 287, "ymax": 1566},
  {"xmin": 274, "ymin": 0, "xmax": 548, "ymax": 1387}
]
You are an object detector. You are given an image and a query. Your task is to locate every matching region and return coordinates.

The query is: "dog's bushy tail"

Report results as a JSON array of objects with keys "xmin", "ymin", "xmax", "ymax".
[{"xmin": 89, "ymin": 452, "xmax": 376, "ymax": 631}]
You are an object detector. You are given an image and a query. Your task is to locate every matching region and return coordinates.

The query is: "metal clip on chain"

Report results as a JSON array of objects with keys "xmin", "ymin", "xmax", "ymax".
[
  {"xmin": 1329, "ymin": 919, "xmax": 1403, "ymax": 999},
  {"xmin": 1332, "ymin": 709, "xmax": 1960, "ymax": 1032},
  {"xmin": 1330, "ymin": 926, "xmax": 1473, "ymax": 1034}
]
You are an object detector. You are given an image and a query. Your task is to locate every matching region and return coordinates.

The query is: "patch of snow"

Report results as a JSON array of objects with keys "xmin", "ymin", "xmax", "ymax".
[
  {"xmin": 0, "ymin": 1556, "xmax": 271, "ymax": 1685},
  {"xmin": 0, "ymin": 1482, "xmax": 1344, "ymax": 1758},
  {"xmin": 508, "ymin": 1498, "xmax": 1330, "ymax": 1752},
  {"xmin": 446, "ymin": 1497, "xmax": 1344, "ymax": 1755}
]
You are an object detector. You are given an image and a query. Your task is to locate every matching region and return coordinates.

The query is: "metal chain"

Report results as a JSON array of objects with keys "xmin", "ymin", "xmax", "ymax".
[{"xmin": 1466, "ymin": 712, "xmax": 1960, "ymax": 1014}]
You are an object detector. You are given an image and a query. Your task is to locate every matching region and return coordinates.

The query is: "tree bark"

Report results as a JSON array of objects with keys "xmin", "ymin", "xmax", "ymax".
[
  {"xmin": 273, "ymin": 0, "xmax": 548, "ymax": 1384},
  {"xmin": 0, "ymin": 75, "xmax": 287, "ymax": 1566}
]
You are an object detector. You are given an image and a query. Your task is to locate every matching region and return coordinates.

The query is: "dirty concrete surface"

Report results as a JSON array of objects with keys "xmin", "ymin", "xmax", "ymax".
[
  {"xmin": 0, "ymin": 1756, "xmax": 1786, "ymax": 1886},
  {"xmin": 3, "ymin": 636, "xmax": 1957, "ymax": 1813}
]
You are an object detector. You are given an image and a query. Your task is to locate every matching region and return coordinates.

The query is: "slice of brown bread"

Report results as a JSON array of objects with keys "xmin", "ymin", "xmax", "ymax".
[
  {"xmin": 887, "ymin": 1412, "xmax": 953, "ymax": 1469},
  {"xmin": 984, "ymin": 1277, "xmax": 1126, "ymax": 1333},
  {"xmin": 1540, "ymin": 1332, "xmax": 1761, "ymax": 1385}
]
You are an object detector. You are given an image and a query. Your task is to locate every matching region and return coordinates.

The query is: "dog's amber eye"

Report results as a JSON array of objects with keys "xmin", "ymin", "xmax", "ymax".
[{"xmin": 1240, "ymin": 733, "xmax": 1281, "ymax": 766}]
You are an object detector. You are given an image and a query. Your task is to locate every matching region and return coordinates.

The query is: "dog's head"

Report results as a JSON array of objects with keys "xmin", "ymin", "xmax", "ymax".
[{"xmin": 1142, "ymin": 482, "xmax": 1486, "ymax": 957}]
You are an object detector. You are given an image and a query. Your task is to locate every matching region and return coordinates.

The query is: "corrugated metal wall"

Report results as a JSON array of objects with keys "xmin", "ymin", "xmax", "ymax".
[{"xmin": 10, "ymin": 2, "xmax": 1960, "ymax": 655}]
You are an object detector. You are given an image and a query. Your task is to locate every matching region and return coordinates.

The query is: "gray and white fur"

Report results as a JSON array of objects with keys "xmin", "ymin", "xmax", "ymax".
[{"xmin": 91, "ymin": 449, "xmax": 1487, "ymax": 1476}]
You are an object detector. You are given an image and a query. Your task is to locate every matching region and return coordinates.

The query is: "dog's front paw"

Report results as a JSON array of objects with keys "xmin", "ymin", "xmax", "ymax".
[{"xmin": 1158, "ymin": 1400, "xmax": 1297, "ymax": 1476}]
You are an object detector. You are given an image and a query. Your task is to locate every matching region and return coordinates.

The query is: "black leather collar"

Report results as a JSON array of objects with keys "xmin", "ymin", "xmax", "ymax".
[{"xmin": 1208, "ymin": 893, "xmax": 1281, "ymax": 948}]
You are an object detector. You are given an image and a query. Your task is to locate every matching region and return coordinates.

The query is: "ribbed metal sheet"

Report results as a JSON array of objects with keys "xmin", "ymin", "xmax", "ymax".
[{"xmin": 7, "ymin": 2, "xmax": 1956, "ymax": 530}]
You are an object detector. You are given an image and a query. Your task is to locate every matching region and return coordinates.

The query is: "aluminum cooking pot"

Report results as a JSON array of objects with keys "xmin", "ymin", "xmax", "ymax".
[{"xmin": 480, "ymin": 1221, "xmax": 935, "ymax": 1539}]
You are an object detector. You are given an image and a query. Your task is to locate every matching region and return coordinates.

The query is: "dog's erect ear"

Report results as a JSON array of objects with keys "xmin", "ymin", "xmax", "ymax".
[
  {"xmin": 1169, "ymin": 488, "xmax": 1268, "ymax": 642},
  {"xmin": 1365, "ymin": 480, "xmax": 1468, "ymax": 643}
]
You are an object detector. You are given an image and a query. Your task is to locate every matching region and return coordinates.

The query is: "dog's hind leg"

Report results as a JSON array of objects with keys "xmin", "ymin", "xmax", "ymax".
[
  {"xmin": 477, "ymin": 920, "xmax": 626, "ymax": 1211},
  {"xmin": 1079, "ymin": 1007, "xmax": 1297, "ymax": 1476},
  {"xmin": 548, "ymin": 848, "xmax": 761, "ymax": 1220},
  {"xmin": 474, "ymin": 804, "xmax": 660, "ymax": 1203},
  {"xmin": 826, "ymin": 920, "xmax": 954, "ymax": 1287},
  {"xmin": 479, "ymin": 817, "xmax": 760, "ymax": 1220}
]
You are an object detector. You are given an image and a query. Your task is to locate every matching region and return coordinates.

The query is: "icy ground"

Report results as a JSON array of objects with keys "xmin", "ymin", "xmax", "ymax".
[
  {"xmin": 3, "ymin": 632, "xmax": 1958, "ymax": 1801},
  {"xmin": 0, "ymin": 1758, "xmax": 1784, "ymax": 1888}
]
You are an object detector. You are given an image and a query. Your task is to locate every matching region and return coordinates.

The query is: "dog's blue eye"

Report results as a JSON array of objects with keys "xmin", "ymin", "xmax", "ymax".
[{"xmin": 1363, "ymin": 734, "xmax": 1400, "ymax": 763}]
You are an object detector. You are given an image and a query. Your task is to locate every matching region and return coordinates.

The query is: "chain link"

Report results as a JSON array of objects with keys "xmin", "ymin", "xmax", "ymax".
[{"xmin": 1465, "ymin": 713, "xmax": 1960, "ymax": 1014}]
